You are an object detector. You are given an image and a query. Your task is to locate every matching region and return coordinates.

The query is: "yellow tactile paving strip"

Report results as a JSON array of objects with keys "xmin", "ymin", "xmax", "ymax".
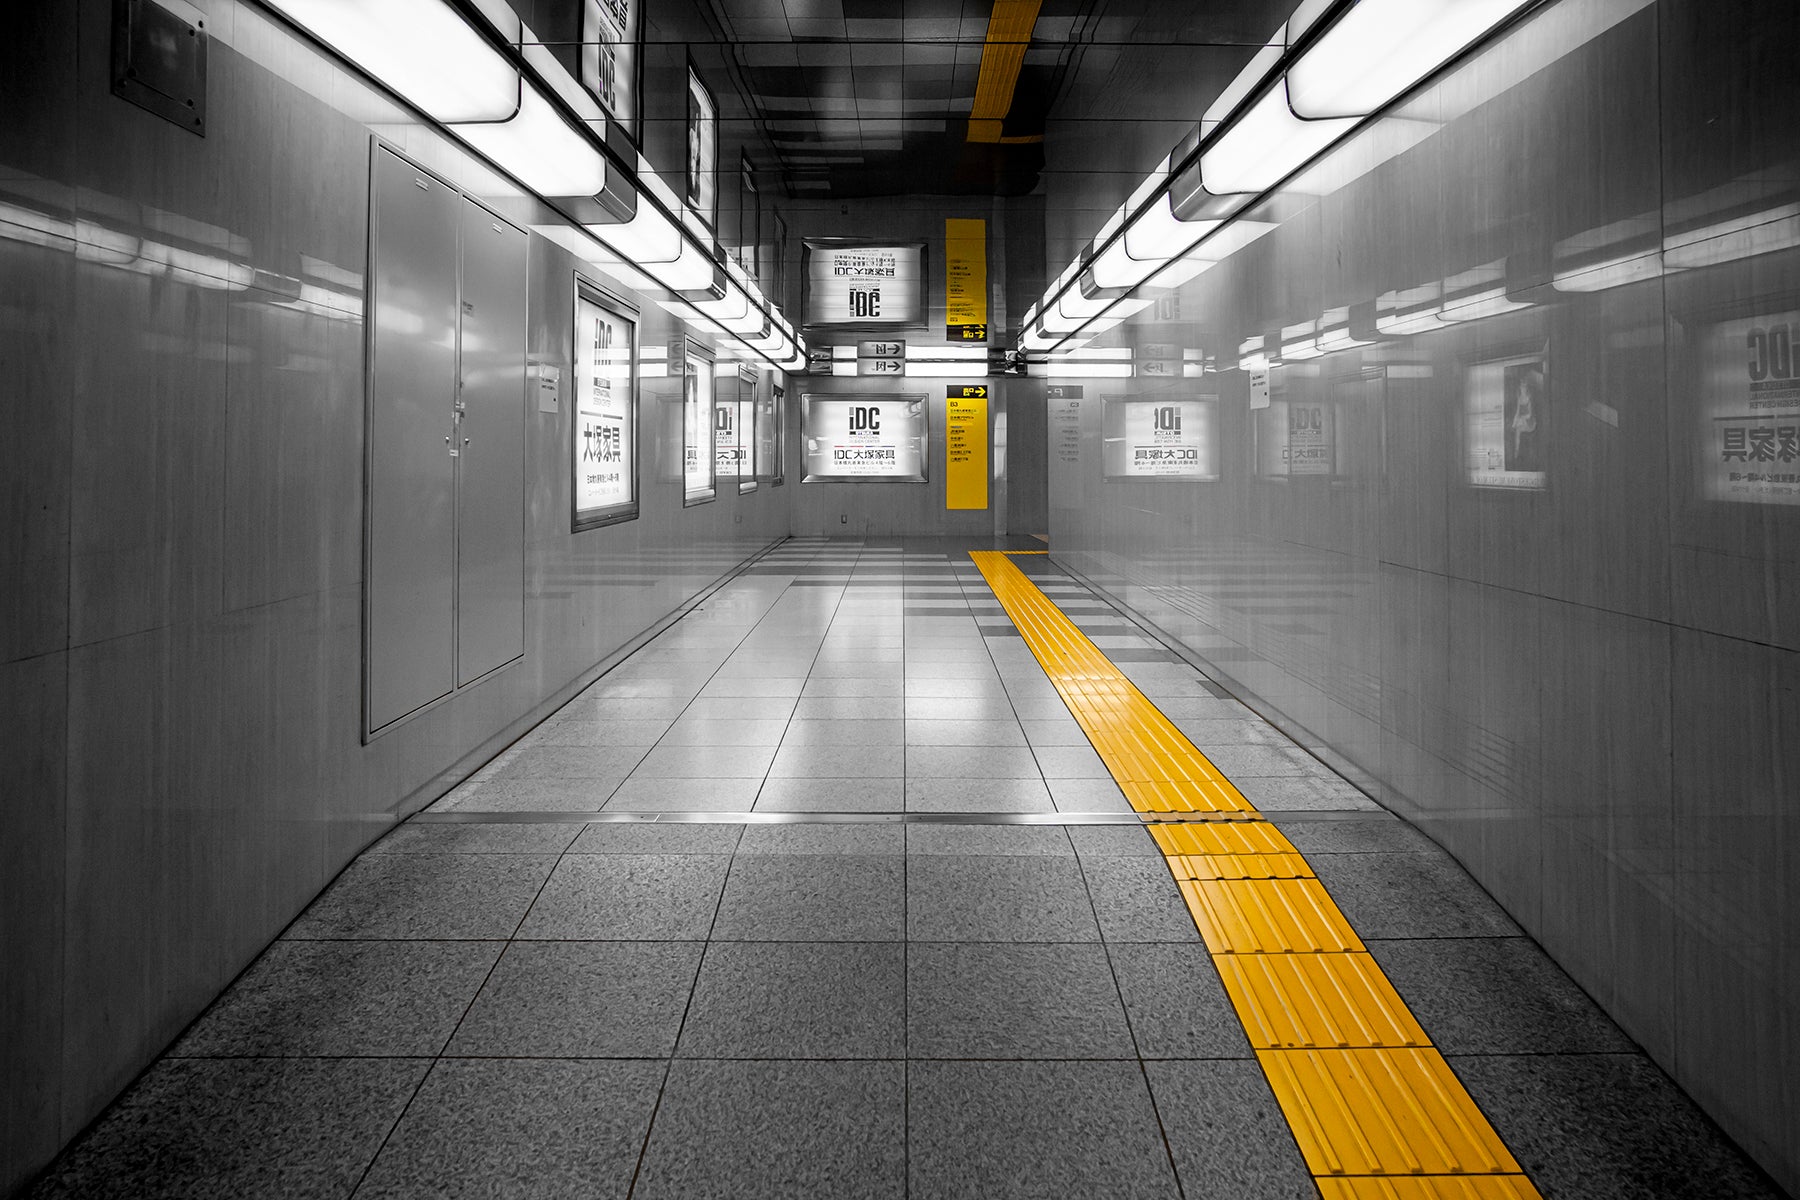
[{"xmin": 969, "ymin": 551, "xmax": 1539, "ymax": 1195}]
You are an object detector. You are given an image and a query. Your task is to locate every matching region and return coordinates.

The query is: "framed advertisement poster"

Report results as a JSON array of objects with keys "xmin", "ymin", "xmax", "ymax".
[
  {"xmin": 572, "ymin": 281, "xmax": 638, "ymax": 529},
  {"xmin": 738, "ymin": 153, "xmax": 760, "ymax": 279},
  {"xmin": 683, "ymin": 345, "xmax": 716, "ymax": 506},
  {"xmin": 763, "ymin": 381, "xmax": 784, "ymax": 486},
  {"xmin": 1255, "ymin": 399, "xmax": 1336, "ymax": 478},
  {"xmin": 1693, "ymin": 308, "xmax": 1800, "ymax": 505},
  {"xmin": 801, "ymin": 394, "xmax": 928, "ymax": 482},
  {"xmin": 802, "ymin": 240, "xmax": 927, "ymax": 327},
  {"xmin": 1101, "ymin": 395, "xmax": 1220, "ymax": 480},
  {"xmin": 686, "ymin": 66, "xmax": 717, "ymax": 230},
  {"xmin": 1464, "ymin": 348, "xmax": 1547, "ymax": 490},
  {"xmin": 579, "ymin": 0, "xmax": 640, "ymax": 142}
]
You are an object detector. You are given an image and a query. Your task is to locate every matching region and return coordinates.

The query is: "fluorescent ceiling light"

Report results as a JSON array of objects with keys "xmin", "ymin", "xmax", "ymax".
[
  {"xmin": 906, "ymin": 362, "xmax": 993, "ymax": 378},
  {"xmin": 452, "ymin": 81, "xmax": 605, "ymax": 197},
  {"xmin": 1663, "ymin": 203, "xmax": 1800, "ymax": 269},
  {"xmin": 1203, "ymin": 38, "xmax": 1286, "ymax": 133},
  {"xmin": 1375, "ymin": 282, "xmax": 1445, "ymax": 335},
  {"xmin": 1200, "ymin": 85, "xmax": 1358, "ymax": 194},
  {"xmin": 1035, "ymin": 363, "xmax": 1133, "ymax": 379},
  {"xmin": 1287, "ymin": 0, "xmax": 1536, "ymax": 118},
  {"xmin": 1437, "ymin": 288, "xmax": 1532, "ymax": 322},
  {"xmin": 907, "ymin": 344, "xmax": 989, "ymax": 360},
  {"xmin": 1237, "ymin": 335, "xmax": 1271, "ymax": 371},
  {"xmin": 265, "ymin": 0, "xmax": 520, "ymax": 123}
]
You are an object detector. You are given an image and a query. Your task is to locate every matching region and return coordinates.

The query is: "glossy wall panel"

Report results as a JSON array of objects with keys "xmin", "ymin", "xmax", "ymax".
[
  {"xmin": 1042, "ymin": 0, "xmax": 1800, "ymax": 1189},
  {"xmin": 0, "ymin": 1, "xmax": 791, "ymax": 1192}
]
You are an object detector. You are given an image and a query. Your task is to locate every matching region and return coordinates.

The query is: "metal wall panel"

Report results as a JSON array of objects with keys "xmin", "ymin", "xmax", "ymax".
[
  {"xmin": 366, "ymin": 147, "xmax": 458, "ymax": 730},
  {"xmin": 455, "ymin": 198, "xmax": 528, "ymax": 685}
]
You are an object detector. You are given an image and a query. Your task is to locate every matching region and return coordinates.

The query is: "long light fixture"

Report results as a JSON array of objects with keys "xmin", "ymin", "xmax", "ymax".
[
  {"xmin": 1199, "ymin": 86, "xmax": 1358, "ymax": 195},
  {"xmin": 453, "ymin": 77, "xmax": 606, "ymax": 197},
  {"xmin": 1026, "ymin": 0, "xmax": 1549, "ymax": 360},
  {"xmin": 1286, "ymin": 0, "xmax": 1537, "ymax": 118},
  {"xmin": 265, "ymin": 0, "xmax": 521, "ymax": 122},
  {"xmin": 259, "ymin": 0, "xmax": 807, "ymax": 372}
]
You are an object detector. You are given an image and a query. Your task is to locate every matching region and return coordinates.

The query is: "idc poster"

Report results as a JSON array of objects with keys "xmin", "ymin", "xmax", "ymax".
[
  {"xmin": 1102, "ymin": 396, "xmax": 1218, "ymax": 479},
  {"xmin": 803, "ymin": 241, "xmax": 925, "ymax": 327},
  {"xmin": 801, "ymin": 394, "xmax": 927, "ymax": 482},
  {"xmin": 1696, "ymin": 310, "xmax": 1800, "ymax": 505},
  {"xmin": 573, "ymin": 293, "xmax": 634, "ymax": 521}
]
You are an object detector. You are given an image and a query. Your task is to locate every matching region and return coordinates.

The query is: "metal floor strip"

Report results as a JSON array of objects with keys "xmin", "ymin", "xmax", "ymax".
[
  {"xmin": 412, "ymin": 809, "xmax": 1162, "ymax": 825},
  {"xmin": 967, "ymin": 549, "xmax": 1538, "ymax": 1194}
]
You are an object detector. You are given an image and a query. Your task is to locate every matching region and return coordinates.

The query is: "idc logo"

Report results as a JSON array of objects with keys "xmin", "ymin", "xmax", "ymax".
[
  {"xmin": 1153, "ymin": 406, "xmax": 1181, "ymax": 433},
  {"xmin": 849, "ymin": 288, "xmax": 882, "ymax": 319},
  {"xmin": 849, "ymin": 405, "xmax": 881, "ymax": 434},
  {"xmin": 1748, "ymin": 323, "xmax": 1796, "ymax": 381}
]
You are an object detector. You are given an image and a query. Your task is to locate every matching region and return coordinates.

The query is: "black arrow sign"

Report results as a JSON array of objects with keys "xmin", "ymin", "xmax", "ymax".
[{"xmin": 947, "ymin": 385, "xmax": 989, "ymax": 399}]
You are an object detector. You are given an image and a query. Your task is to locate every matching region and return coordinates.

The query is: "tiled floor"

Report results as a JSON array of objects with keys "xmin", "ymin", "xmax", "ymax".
[{"xmin": 28, "ymin": 538, "xmax": 1787, "ymax": 1199}]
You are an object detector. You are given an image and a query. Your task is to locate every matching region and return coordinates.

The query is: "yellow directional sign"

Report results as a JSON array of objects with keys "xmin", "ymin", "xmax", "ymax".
[{"xmin": 945, "ymin": 388, "xmax": 989, "ymax": 510}]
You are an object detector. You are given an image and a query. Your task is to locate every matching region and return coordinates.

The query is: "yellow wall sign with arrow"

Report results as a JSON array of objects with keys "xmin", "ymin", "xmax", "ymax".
[
  {"xmin": 946, "ymin": 384, "xmax": 989, "ymax": 510},
  {"xmin": 945, "ymin": 218, "xmax": 988, "ymax": 342}
]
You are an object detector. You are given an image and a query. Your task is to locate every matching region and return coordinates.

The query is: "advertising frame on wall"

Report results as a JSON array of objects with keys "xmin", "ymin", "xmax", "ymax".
[
  {"xmin": 685, "ymin": 63, "xmax": 717, "ymax": 230},
  {"xmin": 1462, "ymin": 344, "xmax": 1549, "ymax": 491},
  {"xmin": 764, "ymin": 381, "xmax": 785, "ymax": 487},
  {"xmin": 571, "ymin": 278, "xmax": 639, "ymax": 531},
  {"xmin": 801, "ymin": 239, "xmax": 928, "ymax": 328},
  {"xmin": 800, "ymin": 393, "xmax": 929, "ymax": 483},
  {"xmin": 1686, "ymin": 305, "xmax": 1800, "ymax": 507},
  {"xmin": 578, "ymin": 0, "xmax": 642, "ymax": 143},
  {"xmin": 1101, "ymin": 393, "xmax": 1221, "ymax": 481},
  {"xmin": 683, "ymin": 341, "xmax": 716, "ymax": 506},
  {"xmin": 714, "ymin": 365, "xmax": 759, "ymax": 494}
]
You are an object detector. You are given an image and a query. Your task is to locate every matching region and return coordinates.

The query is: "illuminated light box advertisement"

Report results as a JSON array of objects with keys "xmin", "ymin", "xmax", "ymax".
[
  {"xmin": 802, "ymin": 240, "xmax": 926, "ymax": 327},
  {"xmin": 686, "ymin": 68, "xmax": 717, "ymax": 227},
  {"xmin": 1464, "ymin": 351, "xmax": 1547, "ymax": 490},
  {"xmin": 1255, "ymin": 400, "xmax": 1335, "ymax": 477},
  {"xmin": 714, "ymin": 395, "xmax": 741, "ymax": 477},
  {"xmin": 683, "ymin": 353, "xmax": 715, "ymax": 505},
  {"xmin": 580, "ymin": 0, "xmax": 639, "ymax": 139},
  {"xmin": 801, "ymin": 393, "xmax": 928, "ymax": 482},
  {"xmin": 572, "ymin": 289, "xmax": 637, "ymax": 527},
  {"xmin": 1102, "ymin": 396, "xmax": 1219, "ymax": 480},
  {"xmin": 1696, "ymin": 310, "xmax": 1800, "ymax": 505}
]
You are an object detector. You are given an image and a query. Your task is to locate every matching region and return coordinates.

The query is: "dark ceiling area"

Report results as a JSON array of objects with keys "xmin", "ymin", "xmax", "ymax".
[
  {"xmin": 699, "ymin": 0, "xmax": 1103, "ymax": 199},
  {"xmin": 689, "ymin": 0, "xmax": 1294, "ymax": 202}
]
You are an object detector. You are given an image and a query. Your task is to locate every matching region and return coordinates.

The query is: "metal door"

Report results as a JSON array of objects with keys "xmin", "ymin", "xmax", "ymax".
[
  {"xmin": 455, "ymin": 198, "xmax": 528, "ymax": 684},
  {"xmin": 366, "ymin": 147, "xmax": 458, "ymax": 730}
]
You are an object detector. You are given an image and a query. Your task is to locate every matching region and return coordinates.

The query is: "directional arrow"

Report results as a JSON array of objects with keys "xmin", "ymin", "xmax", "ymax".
[{"xmin": 947, "ymin": 385, "xmax": 989, "ymax": 399}]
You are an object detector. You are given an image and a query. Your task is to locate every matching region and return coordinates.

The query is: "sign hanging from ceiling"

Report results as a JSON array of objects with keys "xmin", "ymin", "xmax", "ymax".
[
  {"xmin": 944, "ymin": 218, "xmax": 988, "ymax": 343},
  {"xmin": 802, "ymin": 240, "xmax": 926, "ymax": 328}
]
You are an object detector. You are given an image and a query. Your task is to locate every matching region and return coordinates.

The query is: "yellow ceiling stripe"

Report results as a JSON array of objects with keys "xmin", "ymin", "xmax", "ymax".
[{"xmin": 966, "ymin": 0, "xmax": 1043, "ymax": 143}]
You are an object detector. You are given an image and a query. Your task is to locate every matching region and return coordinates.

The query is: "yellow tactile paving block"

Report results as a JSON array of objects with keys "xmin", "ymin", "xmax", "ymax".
[
  {"xmin": 1152, "ymin": 821, "xmax": 1302, "ymax": 857},
  {"xmin": 1316, "ymin": 1175, "xmax": 1541, "ymax": 1199},
  {"xmin": 1215, "ymin": 953, "xmax": 1430, "ymax": 1049},
  {"xmin": 1179, "ymin": 878, "xmax": 1366, "ymax": 954},
  {"xmin": 971, "ymin": 550, "xmax": 1535, "ymax": 1196},
  {"xmin": 1122, "ymin": 778, "xmax": 1256, "ymax": 814},
  {"xmin": 1258, "ymin": 1048, "xmax": 1525, "ymax": 1178},
  {"xmin": 1169, "ymin": 852, "xmax": 1315, "ymax": 881}
]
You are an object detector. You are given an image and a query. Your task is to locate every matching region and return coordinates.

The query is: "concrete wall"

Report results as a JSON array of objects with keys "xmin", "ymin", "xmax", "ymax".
[
  {"xmin": 0, "ymin": 2, "xmax": 791, "ymax": 1191},
  {"xmin": 1040, "ymin": 0, "xmax": 1799, "ymax": 1190}
]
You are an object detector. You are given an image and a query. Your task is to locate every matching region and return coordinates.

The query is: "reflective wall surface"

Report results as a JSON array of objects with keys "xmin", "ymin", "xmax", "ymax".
[
  {"xmin": 1042, "ymin": 0, "xmax": 1798, "ymax": 1189},
  {"xmin": 0, "ymin": 2, "xmax": 790, "ymax": 1191}
]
